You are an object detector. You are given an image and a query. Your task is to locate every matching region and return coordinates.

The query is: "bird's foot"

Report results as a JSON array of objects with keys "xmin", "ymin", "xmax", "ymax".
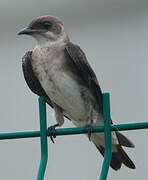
[
  {"xmin": 84, "ymin": 124, "xmax": 93, "ymax": 141},
  {"xmin": 47, "ymin": 123, "xmax": 59, "ymax": 143}
]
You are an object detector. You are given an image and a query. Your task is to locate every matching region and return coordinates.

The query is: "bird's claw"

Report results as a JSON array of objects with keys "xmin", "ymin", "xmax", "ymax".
[
  {"xmin": 84, "ymin": 124, "xmax": 93, "ymax": 141},
  {"xmin": 47, "ymin": 124, "xmax": 59, "ymax": 143}
]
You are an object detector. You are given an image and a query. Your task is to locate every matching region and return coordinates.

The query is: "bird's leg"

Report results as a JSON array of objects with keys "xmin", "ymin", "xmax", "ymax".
[
  {"xmin": 84, "ymin": 100, "xmax": 97, "ymax": 141},
  {"xmin": 84, "ymin": 120, "xmax": 93, "ymax": 141},
  {"xmin": 47, "ymin": 123, "xmax": 59, "ymax": 143},
  {"xmin": 47, "ymin": 103, "xmax": 64, "ymax": 143}
]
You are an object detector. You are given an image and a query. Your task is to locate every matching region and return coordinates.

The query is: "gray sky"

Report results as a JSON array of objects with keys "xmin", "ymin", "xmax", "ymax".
[{"xmin": 0, "ymin": 0, "xmax": 148, "ymax": 179}]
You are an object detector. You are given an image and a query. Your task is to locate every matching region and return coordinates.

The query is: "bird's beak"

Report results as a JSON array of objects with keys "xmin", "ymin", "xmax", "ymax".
[
  {"xmin": 17, "ymin": 27, "xmax": 47, "ymax": 35},
  {"xmin": 17, "ymin": 27, "xmax": 37, "ymax": 35}
]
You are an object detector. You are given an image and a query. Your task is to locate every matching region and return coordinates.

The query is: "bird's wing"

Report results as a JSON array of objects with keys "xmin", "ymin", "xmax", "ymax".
[
  {"xmin": 22, "ymin": 51, "xmax": 53, "ymax": 107},
  {"xmin": 65, "ymin": 43, "xmax": 135, "ymax": 169},
  {"xmin": 65, "ymin": 42, "xmax": 103, "ymax": 113}
]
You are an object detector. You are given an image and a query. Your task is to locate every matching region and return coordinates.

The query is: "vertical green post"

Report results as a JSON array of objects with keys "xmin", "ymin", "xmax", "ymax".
[
  {"xmin": 100, "ymin": 93, "xmax": 112, "ymax": 180},
  {"xmin": 37, "ymin": 97, "xmax": 48, "ymax": 180}
]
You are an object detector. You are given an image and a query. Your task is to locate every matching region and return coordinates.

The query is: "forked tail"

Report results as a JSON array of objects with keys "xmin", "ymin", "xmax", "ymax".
[{"xmin": 93, "ymin": 131, "xmax": 136, "ymax": 170}]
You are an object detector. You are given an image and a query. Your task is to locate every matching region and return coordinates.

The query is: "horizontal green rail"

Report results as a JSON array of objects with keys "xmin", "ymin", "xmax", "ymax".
[{"xmin": 0, "ymin": 122, "xmax": 148, "ymax": 140}]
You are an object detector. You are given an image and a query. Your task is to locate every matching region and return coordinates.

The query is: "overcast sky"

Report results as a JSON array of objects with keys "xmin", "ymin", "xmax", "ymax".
[{"xmin": 0, "ymin": 0, "xmax": 148, "ymax": 180}]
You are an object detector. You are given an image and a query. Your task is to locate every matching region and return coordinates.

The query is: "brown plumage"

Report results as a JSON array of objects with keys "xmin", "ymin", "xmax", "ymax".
[{"xmin": 19, "ymin": 15, "xmax": 136, "ymax": 170}]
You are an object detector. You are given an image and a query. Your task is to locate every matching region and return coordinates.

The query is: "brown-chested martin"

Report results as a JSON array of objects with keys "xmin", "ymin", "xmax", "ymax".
[{"xmin": 18, "ymin": 15, "xmax": 135, "ymax": 170}]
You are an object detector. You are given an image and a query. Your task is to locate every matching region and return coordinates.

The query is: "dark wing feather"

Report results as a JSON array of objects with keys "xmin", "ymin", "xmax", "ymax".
[
  {"xmin": 65, "ymin": 43, "xmax": 135, "ymax": 169},
  {"xmin": 65, "ymin": 42, "xmax": 103, "ymax": 113},
  {"xmin": 95, "ymin": 145, "xmax": 135, "ymax": 170},
  {"xmin": 22, "ymin": 51, "xmax": 53, "ymax": 107}
]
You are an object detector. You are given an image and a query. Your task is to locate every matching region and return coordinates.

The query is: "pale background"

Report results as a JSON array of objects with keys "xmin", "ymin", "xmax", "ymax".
[{"xmin": 0, "ymin": 0, "xmax": 148, "ymax": 180}]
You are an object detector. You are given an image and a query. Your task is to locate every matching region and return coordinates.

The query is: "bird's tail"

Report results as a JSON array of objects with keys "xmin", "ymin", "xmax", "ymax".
[{"xmin": 92, "ymin": 131, "xmax": 136, "ymax": 170}]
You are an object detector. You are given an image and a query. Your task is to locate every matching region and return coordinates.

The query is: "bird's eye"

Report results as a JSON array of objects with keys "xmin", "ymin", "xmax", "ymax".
[{"xmin": 42, "ymin": 21, "xmax": 52, "ymax": 29}]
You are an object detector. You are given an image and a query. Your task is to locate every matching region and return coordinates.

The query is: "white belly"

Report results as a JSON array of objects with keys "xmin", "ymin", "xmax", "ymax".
[{"xmin": 40, "ymin": 71, "xmax": 88, "ymax": 122}]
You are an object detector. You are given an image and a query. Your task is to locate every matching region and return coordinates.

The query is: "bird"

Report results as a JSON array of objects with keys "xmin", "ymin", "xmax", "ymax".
[{"xmin": 18, "ymin": 15, "xmax": 136, "ymax": 170}]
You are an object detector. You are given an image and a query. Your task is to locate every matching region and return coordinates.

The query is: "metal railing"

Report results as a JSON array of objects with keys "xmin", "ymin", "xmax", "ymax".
[{"xmin": 0, "ymin": 93, "xmax": 148, "ymax": 180}]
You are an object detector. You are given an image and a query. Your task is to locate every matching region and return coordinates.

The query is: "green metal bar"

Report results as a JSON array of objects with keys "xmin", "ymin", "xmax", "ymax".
[
  {"xmin": 0, "ymin": 131, "xmax": 40, "ymax": 140},
  {"xmin": 55, "ymin": 122, "xmax": 148, "ymax": 135},
  {"xmin": 100, "ymin": 93, "xmax": 112, "ymax": 180},
  {"xmin": 111, "ymin": 123, "xmax": 148, "ymax": 131},
  {"xmin": 0, "ymin": 122, "xmax": 148, "ymax": 140},
  {"xmin": 0, "ymin": 94, "xmax": 147, "ymax": 180},
  {"xmin": 37, "ymin": 97, "xmax": 48, "ymax": 180}
]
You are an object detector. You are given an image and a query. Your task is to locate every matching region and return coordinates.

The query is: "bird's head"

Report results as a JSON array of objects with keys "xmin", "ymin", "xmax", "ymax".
[{"xmin": 18, "ymin": 15, "xmax": 69, "ymax": 47}]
